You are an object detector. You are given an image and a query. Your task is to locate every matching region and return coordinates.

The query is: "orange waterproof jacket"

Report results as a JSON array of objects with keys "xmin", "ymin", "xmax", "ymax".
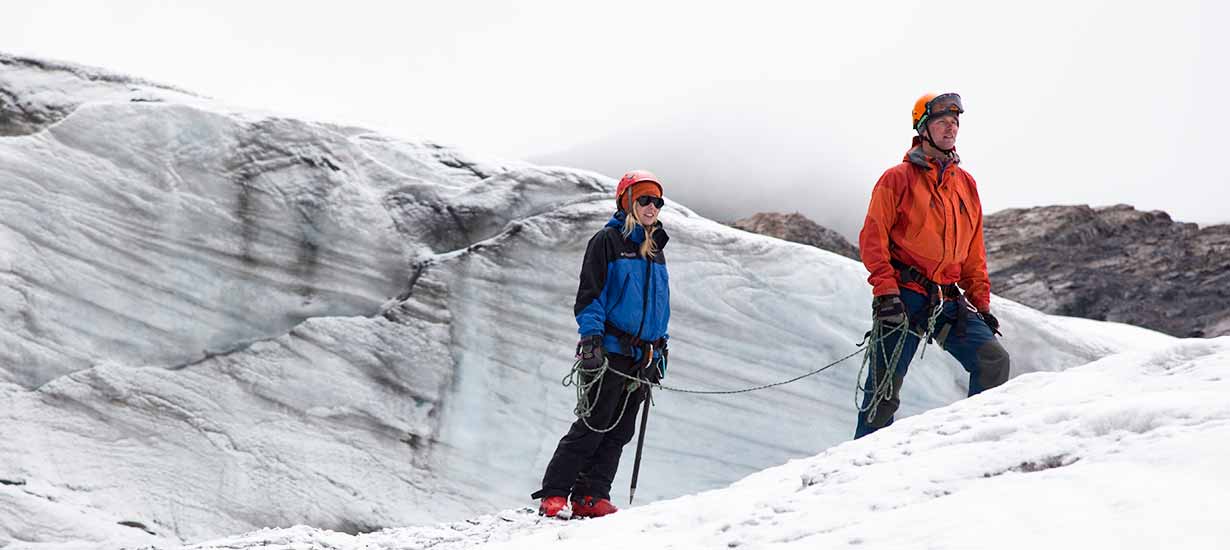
[{"xmin": 858, "ymin": 137, "xmax": 991, "ymax": 312}]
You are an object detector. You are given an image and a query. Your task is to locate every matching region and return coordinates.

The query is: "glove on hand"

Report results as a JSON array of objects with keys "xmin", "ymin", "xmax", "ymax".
[
  {"xmin": 576, "ymin": 335, "xmax": 605, "ymax": 370},
  {"xmin": 980, "ymin": 311, "xmax": 1002, "ymax": 336},
  {"xmin": 872, "ymin": 295, "xmax": 907, "ymax": 325}
]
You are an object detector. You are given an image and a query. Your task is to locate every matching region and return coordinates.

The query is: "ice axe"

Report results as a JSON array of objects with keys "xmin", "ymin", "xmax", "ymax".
[{"xmin": 628, "ymin": 383, "xmax": 652, "ymax": 504}]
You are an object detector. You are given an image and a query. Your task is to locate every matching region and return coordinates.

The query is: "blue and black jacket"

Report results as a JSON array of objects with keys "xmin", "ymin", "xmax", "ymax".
[{"xmin": 574, "ymin": 211, "xmax": 670, "ymax": 361}]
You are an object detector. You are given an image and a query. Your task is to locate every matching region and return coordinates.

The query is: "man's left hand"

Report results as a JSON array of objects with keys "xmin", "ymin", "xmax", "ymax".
[{"xmin": 980, "ymin": 311, "xmax": 1002, "ymax": 336}]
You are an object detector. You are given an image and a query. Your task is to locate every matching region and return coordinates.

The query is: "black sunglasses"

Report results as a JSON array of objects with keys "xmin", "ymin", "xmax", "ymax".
[{"xmin": 635, "ymin": 195, "xmax": 664, "ymax": 208}]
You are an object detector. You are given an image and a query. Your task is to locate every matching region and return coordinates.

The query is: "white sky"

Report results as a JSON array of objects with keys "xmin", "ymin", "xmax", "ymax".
[{"xmin": 6, "ymin": 0, "xmax": 1229, "ymax": 229}]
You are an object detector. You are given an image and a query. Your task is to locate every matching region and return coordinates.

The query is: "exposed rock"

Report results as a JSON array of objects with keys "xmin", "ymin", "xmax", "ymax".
[
  {"xmin": 985, "ymin": 204, "xmax": 1230, "ymax": 337},
  {"xmin": 732, "ymin": 212, "xmax": 860, "ymax": 260},
  {"xmin": 735, "ymin": 205, "xmax": 1229, "ymax": 338}
]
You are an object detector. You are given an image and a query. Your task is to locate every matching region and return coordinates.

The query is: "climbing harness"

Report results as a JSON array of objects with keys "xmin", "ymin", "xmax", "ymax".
[
  {"xmin": 605, "ymin": 322, "xmax": 667, "ymax": 358},
  {"xmin": 891, "ymin": 258, "xmax": 974, "ymax": 346}
]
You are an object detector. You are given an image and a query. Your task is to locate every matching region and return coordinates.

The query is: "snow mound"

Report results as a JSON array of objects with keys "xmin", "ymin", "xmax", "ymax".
[{"xmin": 188, "ymin": 336, "xmax": 1230, "ymax": 549}]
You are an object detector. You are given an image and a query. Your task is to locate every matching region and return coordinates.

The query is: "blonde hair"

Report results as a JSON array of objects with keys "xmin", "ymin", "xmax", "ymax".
[{"xmin": 622, "ymin": 208, "xmax": 659, "ymax": 259}]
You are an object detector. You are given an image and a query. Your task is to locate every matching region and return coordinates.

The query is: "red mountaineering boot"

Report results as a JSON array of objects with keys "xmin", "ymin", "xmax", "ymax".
[
  {"xmin": 571, "ymin": 496, "xmax": 618, "ymax": 518},
  {"xmin": 539, "ymin": 496, "xmax": 570, "ymax": 518}
]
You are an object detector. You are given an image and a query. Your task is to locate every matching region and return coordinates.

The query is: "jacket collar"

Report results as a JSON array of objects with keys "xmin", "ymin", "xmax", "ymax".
[
  {"xmin": 905, "ymin": 135, "xmax": 961, "ymax": 170},
  {"xmin": 607, "ymin": 211, "xmax": 669, "ymax": 249}
]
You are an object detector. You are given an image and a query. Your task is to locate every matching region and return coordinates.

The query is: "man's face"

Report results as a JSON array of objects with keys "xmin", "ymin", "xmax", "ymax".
[{"xmin": 926, "ymin": 114, "xmax": 960, "ymax": 150}]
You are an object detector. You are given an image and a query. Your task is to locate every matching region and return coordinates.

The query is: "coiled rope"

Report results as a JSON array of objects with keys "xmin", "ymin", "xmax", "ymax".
[
  {"xmin": 562, "ymin": 358, "xmax": 640, "ymax": 433},
  {"xmin": 854, "ymin": 300, "xmax": 943, "ymax": 423}
]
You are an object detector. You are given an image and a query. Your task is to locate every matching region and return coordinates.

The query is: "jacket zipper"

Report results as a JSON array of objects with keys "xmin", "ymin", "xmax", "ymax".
[
  {"xmin": 932, "ymin": 163, "xmax": 949, "ymax": 281},
  {"xmin": 634, "ymin": 255, "xmax": 652, "ymax": 340}
]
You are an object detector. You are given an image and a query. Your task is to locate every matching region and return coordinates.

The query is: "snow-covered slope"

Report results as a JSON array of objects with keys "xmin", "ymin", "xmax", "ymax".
[
  {"xmin": 187, "ymin": 336, "xmax": 1230, "ymax": 550},
  {"xmin": 0, "ymin": 53, "xmax": 199, "ymax": 136},
  {"xmin": 0, "ymin": 55, "xmax": 1175, "ymax": 549}
]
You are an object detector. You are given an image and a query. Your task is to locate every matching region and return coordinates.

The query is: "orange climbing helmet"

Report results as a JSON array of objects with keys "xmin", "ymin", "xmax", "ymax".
[{"xmin": 912, "ymin": 92, "xmax": 964, "ymax": 131}]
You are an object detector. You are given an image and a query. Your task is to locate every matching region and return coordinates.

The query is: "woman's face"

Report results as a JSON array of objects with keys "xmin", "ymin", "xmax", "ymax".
[{"xmin": 634, "ymin": 196, "xmax": 661, "ymax": 226}]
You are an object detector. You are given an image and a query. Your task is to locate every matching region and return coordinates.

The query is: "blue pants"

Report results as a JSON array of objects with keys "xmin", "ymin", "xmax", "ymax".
[{"xmin": 854, "ymin": 288, "xmax": 1010, "ymax": 439}]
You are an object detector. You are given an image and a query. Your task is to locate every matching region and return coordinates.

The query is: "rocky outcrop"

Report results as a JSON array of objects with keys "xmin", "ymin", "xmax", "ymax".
[
  {"xmin": 732, "ymin": 212, "xmax": 860, "ymax": 260},
  {"xmin": 734, "ymin": 205, "xmax": 1229, "ymax": 338},
  {"xmin": 984, "ymin": 204, "xmax": 1230, "ymax": 337}
]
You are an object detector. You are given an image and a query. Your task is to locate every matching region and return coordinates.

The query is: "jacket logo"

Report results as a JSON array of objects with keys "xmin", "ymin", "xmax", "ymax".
[{"xmin": 621, "ymin": 251, "xmax": 639, "ymax": 258}]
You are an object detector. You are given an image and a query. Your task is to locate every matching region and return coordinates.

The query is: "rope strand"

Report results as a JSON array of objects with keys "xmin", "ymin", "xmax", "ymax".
[
  {"xmin": 561, "ymin": 321, "xmax": 927, "ymax": 430},
  {"xmin": 565, "ymin": 344, "xmax": 866, "ymax": 399}
]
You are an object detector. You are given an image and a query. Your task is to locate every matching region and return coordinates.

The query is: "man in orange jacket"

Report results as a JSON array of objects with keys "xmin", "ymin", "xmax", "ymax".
[{"xmin": 855, "ymin": 92, "xmax": 1010, "ymax": 439}]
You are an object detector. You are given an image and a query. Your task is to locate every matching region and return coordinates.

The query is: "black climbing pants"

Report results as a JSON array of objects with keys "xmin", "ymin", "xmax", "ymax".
[{"xmin": 532, "ymin": 353, "xmax": 647, "ymax": 501}]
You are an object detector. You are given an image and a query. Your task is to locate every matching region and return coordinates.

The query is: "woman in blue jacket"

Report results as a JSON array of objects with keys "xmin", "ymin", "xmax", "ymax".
[{"xmin": 532, "ymin": 170, "xmax": 671, "ymax": 519}]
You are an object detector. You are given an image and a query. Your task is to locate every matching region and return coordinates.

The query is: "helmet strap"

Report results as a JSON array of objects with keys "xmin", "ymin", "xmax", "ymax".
[{"xmin": 920, "ymin": 125, "xmax": 956, "ymax": 156}]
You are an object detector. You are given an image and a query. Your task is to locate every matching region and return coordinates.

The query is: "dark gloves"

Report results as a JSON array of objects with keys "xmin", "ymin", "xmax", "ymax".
[
  {"xmin": 575, "ymin": 335, "xmax": 605, "ymax": 370},
  {"xmin": 980, "ymin": 311, "xmax": 1002, "ymax": 336},
  {"xmin": 872, "ymin": 295, "xmax": 907, "ymax": 325}
]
